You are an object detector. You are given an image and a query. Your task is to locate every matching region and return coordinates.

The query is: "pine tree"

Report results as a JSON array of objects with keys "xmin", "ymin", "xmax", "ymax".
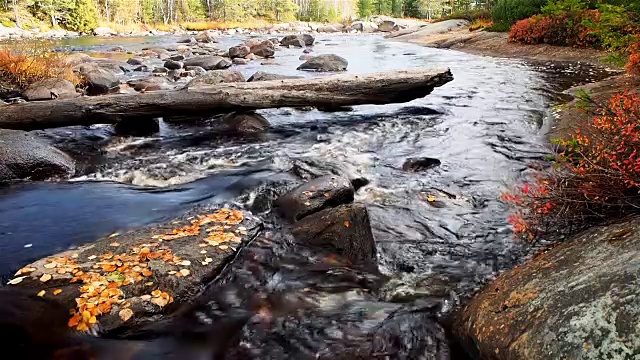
[
  {"xmin": 66, "ymin": 0, "xmax": 98, "ymax": 32},
  {"xmin": 357, "ymin": 0, "xmax": 372, "ymax": 17},
  {"xmin": 391, "ymin": 0, "xmax": 402, "ymax": 16}
]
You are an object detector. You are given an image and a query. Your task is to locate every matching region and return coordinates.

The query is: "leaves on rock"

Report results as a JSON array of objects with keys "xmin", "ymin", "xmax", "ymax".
[
  {"xmin": 119, "ymin": 308, "xmax": 134, "ymax": 322},
  {"xmin": 7, "ymin": 276, "xmax": 27, "ymax": 285},
  {"xmin": 40, "ymin": 274, "xmax": 52, "ymax": 282}
]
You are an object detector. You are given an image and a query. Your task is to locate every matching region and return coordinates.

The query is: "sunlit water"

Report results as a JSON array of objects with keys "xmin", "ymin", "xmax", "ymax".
[{"xmin": 0, "ymin": 35, "xmax": 616, "ymax": 352}]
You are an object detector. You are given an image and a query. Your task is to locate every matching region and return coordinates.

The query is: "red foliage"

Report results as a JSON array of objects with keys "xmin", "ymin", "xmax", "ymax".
[
  {"xmin": 627, "ymin": 43, "xmax": 640, "ymax": 76},
  {"xmin": 503, "ymin": 91, "xmax": 640, "ymax": 240},
  {"xmin": 508, "ymin": 10, "xmax": 600, "ymax": 48}
]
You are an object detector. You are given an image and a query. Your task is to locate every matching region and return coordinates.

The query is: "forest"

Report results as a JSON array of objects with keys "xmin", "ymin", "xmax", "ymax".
[{"xmin": 0, "ymin": 0, "xmax": 496, "ymax": 32}]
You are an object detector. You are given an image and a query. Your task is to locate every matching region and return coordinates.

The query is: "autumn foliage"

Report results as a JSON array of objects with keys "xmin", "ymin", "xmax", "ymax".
[
  {"xmin": 503, "ymin": 91, "xmax": 640, "ymax": 240},
  {"xmin": 0, "ymin": 47, "xmax": 79, "ymax": 89},
  {"xmin": 627, "ymin": 43, "xmax": 640, "ymax": 76},
  {"xmin": 508, "ymin": 10, "xmax": 602, "ymax": 47}
]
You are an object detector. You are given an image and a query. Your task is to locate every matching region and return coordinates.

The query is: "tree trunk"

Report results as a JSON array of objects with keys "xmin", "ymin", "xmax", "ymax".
[{"xmin": 0, "ymin": 68, "xmax": 453, "ymax": 131}]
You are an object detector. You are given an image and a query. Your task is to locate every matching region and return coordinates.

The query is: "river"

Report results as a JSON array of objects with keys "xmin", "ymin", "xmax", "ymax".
[{"xmin": 0, "ymin": 33, "xmax": 616, "ymax": 356}]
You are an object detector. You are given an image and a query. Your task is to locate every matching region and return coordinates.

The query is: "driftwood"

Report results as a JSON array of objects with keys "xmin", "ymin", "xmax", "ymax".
[{"xmin": 0, "ymin": 68, "xmax": 453, "ymax": 130}]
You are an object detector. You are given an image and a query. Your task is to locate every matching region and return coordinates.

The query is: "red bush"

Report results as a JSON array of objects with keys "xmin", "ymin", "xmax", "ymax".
[
  {"xmin": 503, "ymin": 91, "xmax": 640, "ymax": 240},
  {"xmin": 627, "ymin": 43, "xmax": 640, "ymax": 76},
  {"xmin": 508, "ymin": 10, "xmax": 601, "ymax": 48}
]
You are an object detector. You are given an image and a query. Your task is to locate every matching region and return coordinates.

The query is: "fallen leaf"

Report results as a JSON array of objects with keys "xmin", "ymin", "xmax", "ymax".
[
  {"xmin": 142, "ymin": 270, "xmax": 152, "ymax": 277},
  {"xmin": 200, "ymin": 250, "xmax": 207, "ymax": 254},
  {"xmin": 119, "ymin": 308, "xmax": 134, "ymax": 322},
  {"xmin": 71, "ymin": 253, "xmax": 79, "ymax": 258},
  {"xmin": 151, "ymin": 296, "xmax": 169, "ymax": 307},
  {"xmin": 179, "ymin": 260, "xmax": 191, "ymax": 266},
  {"xmin": 426, "ymin": 195, "xmax": 436, "ymax": 202},
  {"xmin": 168, "ymin": 271, "xmax": 177, "ymax": 275},
  {"xmin": 344, "ymin": 221, "xmax": 350, "ymax": 228},
  {"xmin": 219, "ymin": 245, "xmax": 229, "ymax": 250},
  {"xmin": 53, "ymin": 289, "xmax": 63, "ymax": 296},
  {"xmin": 110, "ymin": 242, "xmax": 120, "ymax": 247},
  {"xmin": 140, "ymin": 295, "xmax": 152, "ymax": 301},
  {"xmin": 145, "ymin": 282, "xmax": 153, "ymax": 286},
  {"xmin": 205, "ymin": 257, "xmax": 213, "ymax": 262},
  {"xmin": 40, "ymin": 274, "xmax": 52, "ymax": 282},
  {"xmin": 8, "ymin": 276, "xmax": 27, "ymax": 285},
  {"xmin": 88, "ymin": 255, "xmax": 97, "ymax": 260},
  {"xmin": 109, "ymin": 233, "xmax": 120, "ymax": 238},
  {"xmin": 304, "ymin": 201, "xmax": 311, "ymax": 206},
  {"xmin": 179, "ymin": 269, "xmax": 190, "ymax": 277},
  {"xmin": 37, "ymin": 290, "xmax": 45, "ymax": 297},
  {"xmin": 15, "ymin": 267, "xmax": 36, "ymax": 276},
  {"xmin": 44, "ymin": 263, "xmax": 57, "ymax": 269}
]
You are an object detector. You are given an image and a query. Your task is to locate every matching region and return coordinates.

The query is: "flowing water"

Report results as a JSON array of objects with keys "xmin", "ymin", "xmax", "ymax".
[{"xmin": 0, "ymin": 34, "xmax": 617, "ymax": 357}]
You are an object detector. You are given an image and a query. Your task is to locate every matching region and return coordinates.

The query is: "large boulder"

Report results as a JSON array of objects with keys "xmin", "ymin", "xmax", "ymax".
[
  {"xmin": 222, "ymin": 112, "xmax": 270, "ymax": 134},
  {"xmin": 297, "ymin": 54, "xmax": 348, "ymax": 72},
  {"xmin": 183, "ymin": 56, "xmax": 232, "ymax": 71},
  {"xmin": 453, "ymin": 216, "xmax": 640, "ymax": 360},
  {"xmin": 187, "ymin": 70, "xmax": 245, "ymax": 88},
  {"xmin": 163, "ymin": 59, "xmax": 183, "ymax": 70},
  {"xmin": 78, "ymin": 67, "xmax": 120, "ymax": 95},
  {"xmin": 228, "ymin": 45, "xmax": 250, "ymax": 59},
  {"xmin": 249, "ymin": 40, "xmax": 275, "ymax": 58},
  {"xmin": 378, "ymin": 20, "xmax": 400, "ymax": 32},
  {"xmin": 317, "ymin": 24, "xmax": 344, "ymax": 33},
  {"xmin": 280, "ymin": 34, "xmax": 314, "ymax": 47},
  {"xmin": 23, "ymin": 78, "xmax": 79, "ymax": 101},
  {"xmin": 350, "ymin": 21, "xmax": 378, "ymax": 33},
  {"xmin": 93, "ymin": 26, "xmax": 117, "ymax": 36},
  {"xmin": 247, "ymin": 71, "xmax": 302, "ymax": 82},
  {"xmin": 275, "ymin": 175, "xmax": 354, "ymax": 222},
  {"xmin": 0, "ymin": 129, "xmax": 75, "ymax": 182},
  {"xmin": 291, "ymin": 203, "xmax": 376, "ymax": 266},
  {"xmin": 195, "ymin": 31, "xmax": 217, "ymax": 43},
  {"xmin": 402, "ymin": 157, "xmax": 441, "ymax": 172}
]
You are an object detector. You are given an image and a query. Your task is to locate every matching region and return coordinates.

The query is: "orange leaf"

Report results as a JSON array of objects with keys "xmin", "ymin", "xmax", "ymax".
[
  {"xmin": 344, "ymin": 221, "xmax": 350, "ymax": 228},
  {"xmin": 53, "ymin": 289, "xmax": 63, "ymax": 296},
  {"xmin": 40, "ymin": 274, "xmax": 52, "ymax": 282}
]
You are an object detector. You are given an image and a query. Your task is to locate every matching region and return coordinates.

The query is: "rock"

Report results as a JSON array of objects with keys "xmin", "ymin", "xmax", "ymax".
[
  {"xmin": 291, "ymin": 203, "xmax": 376, "ymax": 266},
  {"xmin": 249, "ymin": 40, "xmax": 275, "ymax": 58},
  {"xmin": 23, "ymin": 78, "xmax": 79, "ymax": 101},
  {"xmin": 163, "ymin": 59, "xmax": 183, "ymax": 70},
  {"xmin": 303, "ymin": 48, "xmax": 313, "ymax": 53},
  {"xmin": 126, "ymin": 58, "xmax": 144, "ymax": 66},
  {"xmin": 128, "ymin": 77, "xmax": 171, "ymax": 92},
  {"xmin": 378, "ymin": 20, "xmax": 399, "ymax": 32},
  {"xmin": 232, "ymin": 58, "xmax": 249, "ymax": 65},
  {"xmin": 0, "ymin": 129, "xmax": 75, "ymax": 182},
  {"xmin": 114, "ymin": 118, "xmax": 160, "ymax": 137},
  {"xmin": 152, "ymin": 67, "xmax": 168, "ymax": 74},
  {"xmin": 195, "ymin": 31, "xmax": 217, "ymax": 43},
  {"xmin": 275, "ymin": 175, "xmax": 354, "ymax": 222},
  {"xmin": 93, "ymin": 26, "xmax": 117, "ymax": 36},
  {"xmin": 167, "ymin": 70, "xmax": 182, "ymax": 81},
  {"xmin": 245, "ymin": 53, "xmax": 256, "ymax": 60},
  {"xmin": 62, "ymin": 53, "xmax": 92, "ymax": 66},
  {"xmin": 169, "ymin": 54, "xmax": 185, "ymax": 61},
  {"xmin": 317, "ymin": 24, "xmax": 343, "ymax": 33},
  {"xmin": 183, "ymin": 56, "xmax": 232, "ymax": 70},
  {"xmin": 79, "ymin": 67, "xmax": 120, "ymax": 95},
  {"xmin": 184, "ymin": 66, "xmax": 207, "ymax": 76},
  {"xmin": 247, "ymin": 71, "xmax": 302, "ymax": 82},
  {"xmin": 111, "ymin": 46, "xmax": 126, "ymax": 52},
  {"xmin": 453, "ymin": 216, "xmax": 640, "ymax": 360},
  {"xmin": 134, "ymin": 65, "xmax": 149, "ymax": 72},
  {"xmin": 222, "ymin": 112, "xmax": 270, "ymax": 133},
  {"xmin": 280, "ymin": 34, "xmax": 314, "ymax": 47},
  {"xmin": 177, "ymin": 36, "xmax": 197, "ymax": 44},
  {"xmin": 299, "ymin": 54, "xmax": 313, "ymax": 61},
  {"xmin": 228, "ymin": 45, "xmax": 250, "ymax": 59},
  {"xmin": 402, "ymin": 157, "xmax": 441, "ymax": 172},
  {"xmin": 297, "ymin": 54, "xmax": 348, "ymax": 72},
  {"xmin": 187, "ymin": 70, "xmax": 245, "ymax": 88},
  {"xmin": 243, "ymin": 38, "xmax": 263, "ymax": 48},
  {"xmin": 350, "ymin": 21, "xmax": 378, "ymax": 33},
  {"xmin": 0, "ymin": 100, "xmax": 6, "ymax": 106}
]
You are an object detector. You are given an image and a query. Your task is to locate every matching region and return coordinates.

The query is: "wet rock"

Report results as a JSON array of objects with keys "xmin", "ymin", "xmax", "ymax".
[
  {"xmin": 184, "ymin": 56, "xmax": 232, "ymax": 70},
  {"xmin": 378, "ymin": 20, "xmax": 400, "ymax": 32},
  {"xmin": 177, "ymin": 36, "xmax": 197, "ymax": 44},
  {"xmin": 169, "ymin": 54, "xmax": 185, "ymax": 61},
  {"xmin": 243, "ymin": 38, "xmax": 263, "ymax": 48},
  {"xmin": 0, "ymin": 100, "xmax": 6, "ymax": 106},
  {"xmin": 134, "ymin": 65, "xmax": 149, "ymax": 72},
  {"xmin": 402, "ymin": 157, "xmax": 441, "ymax": 172},
  {"xmin": 249, "ymin": 40, "xmax": 275, "ymax": 58},
  {"xmin": 167, "ymin": 70, "xmax": 182, "ymax": 81},
  {"xmin": 453, "ymin": 216, "xmax": 640, "ymax": 360},
  {"xmin": 299, "ymin": 54, "xmax": 313, "ymax": 61},
  {"xmin": 152, "ymin": 67, "xmax": 169, "ymax": 74},
  {"xmin": 93, "ymin": 26, "xmax": 117, "ymax": 36},
  {"xmin": 303, "ymin": 48, "xmax": 313, "ymax": 54},
  {"xmin": 317, "ymin": 24, "xmax": 343, "ymax": 33},
  {"xmin": 7, "ymin": 207, "xmax": 261, "ymax": 334},
  {"xmin": 228, "ymin": 45, "xmax": 250, "ymax": 59},
  {"xmin": 350, "ymin": 21, "xmax": 378, "ymax": 33},
  {"xmin": 128, "ymin": 77, "xmax": 172, "ymax": 92},
  {"xmin": 316, "ymin": 105, "xmax": 354, "ymax": 112},
  {"xmin": 23, "ymin": 78, "xmax": 79, "ymax": 101},
  {"xmin": 291, "ymin": 203, "xmax": 376, "ymax": 266},
  {"xmin": 184, "ymin": 66, "xmax": 207, "ymax": 76},
  {"xmin": 187, "ymin": 70, "xmax": 245, "ymax": 88},
  {"xmin": 281, "ymin": 34, "xmax": 315, "ymax": 47},
  {"xmin": 163, "ymin": 59, "xmax": 183, "ymax": 70},
  {"xmin": 126, "ymin": 58, "xmax": 144, "ymax": 66},
  {"xmin": 78, "ymin": 67, "xmax": 120, "ymax": 95},
  {"xmin": 275, "ymin": 175, "xmax": 354, "ymax": 222},
  {"xmin": 247, "ymin": 71, "xmax": 302, "ymax": 82},
  {"xmin": 297, "ymin": 54, "xmax": 348, "ymax": 72},
  {"xmin": 222, "ymin": 112, "xmax": 270, "ymax": 133},
  {"xmin": 195, "ymin": 31, "xmax": 217, "ymax": 43},
  {"xmin": 232, "ymin": 58, "xmax": 248, "ymax": 65},
  {"xmin": 62, "ymin": 53, "xmax": 92, "ymax": 66},
  {"xmin": 114, "ymin": 118, "xmax": 160, "ymax": 137},
  {"xmin": 0, "ymin": 129, "xmax": 75, "ymax": 182},
  {"xmin": 111, "ymin": 46, "xmax": 126, "ymax": 52}
]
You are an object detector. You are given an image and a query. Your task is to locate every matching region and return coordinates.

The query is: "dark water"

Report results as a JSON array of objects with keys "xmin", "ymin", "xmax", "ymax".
[{"xmin": 0, "ymin": 34, "xmax": 617, "ymax": 357}]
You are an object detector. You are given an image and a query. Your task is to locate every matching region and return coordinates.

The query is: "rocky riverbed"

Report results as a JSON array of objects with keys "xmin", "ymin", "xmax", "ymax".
[{"xmin": 0, "ymin": 22, "xmax": 626, "ymax": 359}]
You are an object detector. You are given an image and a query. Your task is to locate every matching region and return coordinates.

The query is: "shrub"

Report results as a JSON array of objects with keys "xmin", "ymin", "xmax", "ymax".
[
  {"xmin": 508, "ymin": 14, "xmax": 568, "ymax": 45},
  {"xmin": 627, "ymin": 44, "xmax": 640, "ymax": 76},
  {"xmin": 492, "ymin": 0, "xmax": 549, "ymax": 31},
  {"xmin": 503, "ymin": 91, "xmax": 640, "ymax": 240},
  {"xmin": 0, "ymin": 46, "xmax": 79, "ymax": 89}
]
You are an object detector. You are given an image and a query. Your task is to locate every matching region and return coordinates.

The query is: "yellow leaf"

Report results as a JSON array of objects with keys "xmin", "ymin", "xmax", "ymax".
[
  {"xmin": 40, "ymin": 274, "xmax": 52, "ymax": 282},
  {"xmin": 119, "ymin": 308, "xmax": 134, "ymax": 322},
  {"xmin": 110, "ymin": 242, "xmax": 120, "ymax": 247},
  {"xmin": 179, "ymin": 260, "xmax": 191, "ymax": 266},
  {"xmin": 179, "ymin": 269, "xmax": 190, "ymax": 277},
  {"xmin": 219, "ymin": 245, "xmax": 229, "ymax": 250},
  {"xmin": 88, "ymin": 255, "xmax": 97, "ymax": 260},
  {"xmin": 427, "ymin": 195, "xmax": 436, "ymax": 202},
  {"xmin": 37, "ymin": 290, "xmax": 46, "ymax": 297},
  {"xmin": 44, "ymin": 263, "xmax": 57, "ymax": 269},
  {"xmin": 53, "ymin": 289, "xmax": 63, "ymax": 296},
  {"xmin": 8, "ymin": 276, "xmax": 27, "ymax": 285}
]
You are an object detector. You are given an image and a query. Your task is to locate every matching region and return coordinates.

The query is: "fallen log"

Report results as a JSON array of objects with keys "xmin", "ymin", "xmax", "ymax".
[{"xmin": 0, "ymin": 68, "xmax": 452, "ymax": 131}]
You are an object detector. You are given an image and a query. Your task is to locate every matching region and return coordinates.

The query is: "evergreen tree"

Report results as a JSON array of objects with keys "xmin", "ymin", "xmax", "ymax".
[
  {"xmin": 66, "ymin": 0, "xmax": 98, "ymax": 32},
  {"xmin": 357, "ymin": 0, "xmax": 372, "ymax": 17},
  {"xmin": 391, "ymin": 0, "xmax": 402, "ymax": 16}
]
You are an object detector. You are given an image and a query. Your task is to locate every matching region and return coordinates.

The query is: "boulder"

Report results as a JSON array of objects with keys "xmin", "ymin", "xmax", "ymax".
[
  {"xmin": 152, "ymin": 67, "xmax": 169, "ymax": 74},
  {"xmin": 0, "ymin": 129, "xmax": 75, "ymax": 182},
  {"xmin": 126, "ymin": 58, "xmax": 144, "ymax": 66},
  {"xmin": 177, "ymin": 36, "xmax": 197, "ymax": 44},
  {"xmin": 280, "ymin": 34, "xmax": 314, "ymax": 47},
  {"xmin": 169, "ymin": 54, "xmax": 185, "ymax": 61},
  {"xmin": 184, "ymin": 66, "xmax": 207, "ymax": 76},
  {"xmin": 350, "ymin": 21, "xmax": 378, "ymax": 33},
  {"xmin": 275, "ymin": 175, "xmax": 354, "ymax": 222},
  {"xmin": 195, "ymin": 31, "xmax": 217, "ymax": 43},
  {"xmin": 228, "ymin": 45, "xmax": 250, "ymax": 59},
  {"xmin": 299, "ymin": 54, "xmax": 313, "ymax": 61},
  {"xmin": 222, "ymin": 112, "xmax": 270, "ymax": 133},
  {"xmin": 317, "ymin": 24, "xmax": 343, "ymax": 33},
  {"xmin": 114, "ymin": 117, "xmax": 160, "ymax": 137},
  {"xmin": 297, "ymin": 54, "xmax": 348, "ymax": 72},
  {"xmin": 243, "ymin": 38, "xmax": 263, "ymax": 48},
  {"xmin": 163, "ymin": 59, "xmax": 183, "ymax": 70},
  {"xmin": 249, "ymin": 40, "xmax": 275, "ymax": 58},
  {"xmin": 232, "ymin": 58, "xmax": 248, "ymax": 65},
  {"xmin": 246, "ymin": 71, "xmax": 302, "ymax": 82},
  {"xmin": 78, "ymin": 67, "xmax": 120, "ymax": 95},
  {"xmin": 23, "ymin": 78, "xmax": 79, "ymax": 101},
  {"xmin": 93, "ymin": 26, "xmax": 117, "ymax": 36},
  {"xmin": 378, "ymin": 20, "xmax": 400, "ymax": 32},
  {"xmin": 166, "ymin": 70, "xmax": 182, "ymax": 81},
  {"xmin": 453, "ymin": 216, "xmax": 640, "ymax": 360},
  {"xmin": 133, "ymin": 65, "xmax": 149, "ymax": 72},
  {"xmin": 402, "ymin": 157, "xmax": 441, "ymax": 172},
  {"xmin": 291, "ymin": 203, "xmax": 376, "ymax": 266},
  {"xmin": 187, "ymin": 70, "xmax": 245, "ymax": 88},
  {"xmin": 128, "ymin": 77, "xmax": 172, "ymax": 92},
  {"xmin": 183, "ymin": 56, "xmax": 232, "ymax": 70}
]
